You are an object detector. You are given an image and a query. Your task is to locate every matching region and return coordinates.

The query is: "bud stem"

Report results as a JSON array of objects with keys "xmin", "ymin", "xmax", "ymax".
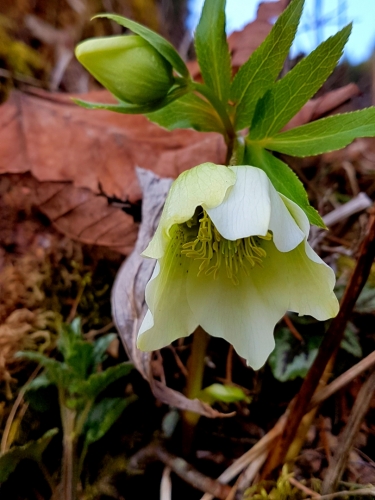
[{"xmin": 192, "ymin": 82, "xmax": 236, "ymax": 160}]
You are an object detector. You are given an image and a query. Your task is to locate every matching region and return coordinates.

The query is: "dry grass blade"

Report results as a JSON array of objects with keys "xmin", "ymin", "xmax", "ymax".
[
  {"xmin": 160, "ymin": 466, "xmax": 172, "ymax": 500},
  {"xmin": 321, "ymin": 368, "xmax": 375, "ymax": 494}
]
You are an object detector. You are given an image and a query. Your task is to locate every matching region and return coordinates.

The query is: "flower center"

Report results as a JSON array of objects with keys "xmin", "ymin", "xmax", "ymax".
[{"xmin": 180, "ymin": 210, "xmax": 271, "ymax": 285}]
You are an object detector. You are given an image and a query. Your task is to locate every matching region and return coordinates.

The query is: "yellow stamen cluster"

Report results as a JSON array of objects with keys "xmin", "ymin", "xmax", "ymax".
[{"xmin": 181, "ymin": 210, "xmax": 271, "ymax": 285}]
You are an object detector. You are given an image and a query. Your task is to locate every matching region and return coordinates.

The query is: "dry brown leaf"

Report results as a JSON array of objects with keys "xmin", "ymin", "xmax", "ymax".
[
  {"xmin": 0, "ymin": 89, "xmax": 225, "ymax": 202},
  {"xmin": 283, "ymin": 83, "xmax": 361, "ymax": 130},
  {"xmin": 228, "ymin": 0, "xmax": 288, "ymax": 68},
  {"xmin": 0, "ymin": 89, "xmax": 225, "ymax": 253},
  {"xmin": 112, "ymin": 167, "xmax": 232, "ymax": 417}
]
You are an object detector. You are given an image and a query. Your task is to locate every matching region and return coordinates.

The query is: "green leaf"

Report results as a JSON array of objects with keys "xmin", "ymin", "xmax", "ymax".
[
  {"xmin": 231, "ymin": 0, "xmax": 304, "ymax": 130},
  {"xmin": 244, "ymin": 144, "xmax": 325, "ymax": 228},
  {"xmin": 250, "ymin": 24, "xmax": 352, "ymax": 140},
  {"xmin": 84, "ymin": 396, "xmax": 137, "ymax": 446},
  {"xmin": 194, "ymin": 0, "xmax": 231, "ymax": 104},
  {"xmin": 0, "ymin": 429, "xmax": 58, "ymax": 484},
  {"xmin": 73, "ymin": 85, "xmax": 189, "ymax": 114},
  {"xmin": 262, "ymin": 107, "xmax": 375, "ymax": 156},
  {"xmin": 146, "ymin": 92, "xmax": 225, "ymax": 133},
  {"xmin": 74, "ymin": 362, "xmax": 133, "ymax": 400},
  {"xmin": 92, "ymin": 333, "xmax": 117, "ymax": 368},
  {"xmin": 17, "ymin": 351, "xmax": 71, "ymax": 388},
  {"xmin": 198, "ymin": 384, "xmax": 250, "ymax": 404},
  {"xmin": 341, "ymin": 324, "xmax": 362, "ymax": 358},
  {"xmin": 268, "ymin": 328, "xmax": 320, "ymax": 382},
  {"xmin": 94, "ymin": 14, "xmax": 189, "ymax": 78}
]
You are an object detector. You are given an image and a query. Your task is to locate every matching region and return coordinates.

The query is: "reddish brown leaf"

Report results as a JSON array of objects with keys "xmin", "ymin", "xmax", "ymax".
[
  {"xmin": 228, "ymin": 0, "xmax": 288, "ymax": 68},
  {"xmin": 0, "ymin": 89, "xmax": 225, "ymax": 203}
]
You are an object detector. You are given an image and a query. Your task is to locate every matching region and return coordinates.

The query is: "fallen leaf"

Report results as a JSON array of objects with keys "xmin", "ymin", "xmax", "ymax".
[
  {"xmin": 228, "ymin": 0, "xmax": 288, "ymax": 68},
  {"xmin": 0, "ymin": 89, "xmax": 225, "ymax": 203}
]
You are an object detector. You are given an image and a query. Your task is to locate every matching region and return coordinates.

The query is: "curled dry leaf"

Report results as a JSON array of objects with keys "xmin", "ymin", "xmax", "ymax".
[{"xmin": 112, "ymin": 168, "xmax": 232, "ymax": 417}]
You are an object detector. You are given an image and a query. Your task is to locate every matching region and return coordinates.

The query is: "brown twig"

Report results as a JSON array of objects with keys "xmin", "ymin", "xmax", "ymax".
[
  {"xmin": 283, "ymin": 315, "xmax": 304, "ymax": 342},
  {"xmin": 321, "ymin": 368, "xmax": 375, "ymax": 494},
  {"xmin": 289, "ymin": 477, "xmax": 320, "ymax": 498},
  {"xmin": 262, "ymin": 210, "xmax": 375, "ymax": 477},
  {"xmin": 310, "ymin": 488, "xmax": 375, "ymax": 499},
  {"xmin": 308, "ymin": 349, "xmax": 375, "ymax": 410},
  {"xmin": 130, "ymin": 444, "xmax": 231, "ymax": 499}
]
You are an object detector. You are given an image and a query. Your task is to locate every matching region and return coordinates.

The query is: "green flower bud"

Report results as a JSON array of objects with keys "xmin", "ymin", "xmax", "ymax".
[{"xmin": 75, "ymin": 35, "xmax": 175, "ymax": 105}]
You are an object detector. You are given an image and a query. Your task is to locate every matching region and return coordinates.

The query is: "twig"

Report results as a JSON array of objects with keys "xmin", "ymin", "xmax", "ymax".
[
  {"xmin": 262, "ymin": 211, "xmax": 375, "ymax": 477},
  {"xmin": 308, "ymin": 349, "xmax": 375, "ymax": 410},
  {"xmin": 284, "ymin": 315, "xmax": 304, "ymax": 342},
  {"xmin": 289, "ymin": 476, "xmax": 320, "ymax": 498},
  {"xmin": 310, "ymin": 488, "xmax": 375, "ymax": 499},
  {"xmin": 225, "ymin": 345, "xmax": 234, "ymax": 384},
  {"xmin": 321, "ymin": 368, "xmax": 375, "ymax": 494},
  {"xmin": 130, "ymin": 444, "xmax": 231, "ymax": 499}
]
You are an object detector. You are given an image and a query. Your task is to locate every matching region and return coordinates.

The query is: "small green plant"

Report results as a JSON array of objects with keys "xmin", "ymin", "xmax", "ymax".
[{"xmin": 10, "ymin": 318, "xmax": 135, "ymax": 499}]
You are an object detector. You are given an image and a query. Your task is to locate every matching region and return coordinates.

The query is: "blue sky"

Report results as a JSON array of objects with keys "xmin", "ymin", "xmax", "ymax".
[{"xmin": 187, "ymin": 0, "xmax": 375, "ymax": 64}]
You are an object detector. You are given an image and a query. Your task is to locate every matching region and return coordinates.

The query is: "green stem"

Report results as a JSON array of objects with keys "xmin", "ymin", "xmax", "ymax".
[
  {"xmin": 59, "ymin": 389, "xmax": 79, "ymax": 500},
  {"xmin": 182, "ymin": 327, "xmax": 209, "ymax": 455},
  {"xmin": 192, "ymin": 82, "xmax": 236, "ymax": 160}
]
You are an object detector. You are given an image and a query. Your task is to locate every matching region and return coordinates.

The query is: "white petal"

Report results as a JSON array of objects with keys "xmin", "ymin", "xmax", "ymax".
[
  {"xmin": 263, "ymin": 240, "xmax": 339, "ymax": 320},
  {"xmin": 268, "ymin": 187, "xmax": 305, "ymax": 252},
  {"xmin": 206, "ymin": 166, "xmax": 271, "ymax": 240},
  {"xmin": 279, "ymin": 194, "xmax": 311, "ymax": 238},
  {"xmin": 137, "ymin": 227, "xmax": 199, "ymax": 351},
  {"xmin": 186, "ymin": 259, "xmax": 285, "ymax": 370},
  {"xmin": 143, "ymin": 163, "xmax": 235, "ymax": 259}
]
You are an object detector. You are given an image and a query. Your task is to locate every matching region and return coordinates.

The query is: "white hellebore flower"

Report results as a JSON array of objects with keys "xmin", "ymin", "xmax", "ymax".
[{"xmin": 137, "ymin": 163, "xmax": 339, "ymax": 370}]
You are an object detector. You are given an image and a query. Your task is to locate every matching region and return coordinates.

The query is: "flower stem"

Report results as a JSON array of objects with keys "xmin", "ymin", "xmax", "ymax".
[
  {"xmin": 192, "ymin": 82, "xmax": 236, "ymax": 159},
  {"xmin": 182, "ymin": 327, "xmax": 209, "ymax": 455}
]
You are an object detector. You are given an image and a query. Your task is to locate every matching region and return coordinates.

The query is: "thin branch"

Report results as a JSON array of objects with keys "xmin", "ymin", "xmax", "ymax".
[
  {"xmin": 130, "ymin": 444, "xmax": 231, "ymax": 500},
  {"xmin": 308, "ymin": 349, "xmax": 375, "ymax": 410}
]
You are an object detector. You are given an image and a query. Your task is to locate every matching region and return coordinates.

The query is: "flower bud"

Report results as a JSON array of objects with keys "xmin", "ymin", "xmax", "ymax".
[{"xmin": 75, "ymin": 35, "xmax": 175, "ymax": 104}]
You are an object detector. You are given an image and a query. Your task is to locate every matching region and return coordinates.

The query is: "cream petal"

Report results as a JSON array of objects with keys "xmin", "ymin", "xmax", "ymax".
[
  {"xmin": 206, "ymin": 166, "xmax": 271, "ymax": 240},
  {"xmin": 268, "ymin": 187, "xmax": 305, "ymax": 252},
  {"xmin": 279, "ymin": 194, "xmax": 311, "ymax": 238},
  {"xmin": 262, "ymin": 240, "xmax": 339, "ymax": 320},
  {"xmin": 143, "ymin": 163, "xmax": 235, "ymax": 259},
  {"xmin": 186, "ymin": 259, "xmax": 286, "ymax": 370},
  {"xmin": 137, "ymin": 227, "xmax": 199, "ymax": 351}
]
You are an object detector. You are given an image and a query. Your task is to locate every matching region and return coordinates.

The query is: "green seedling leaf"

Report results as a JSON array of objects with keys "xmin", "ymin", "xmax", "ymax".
[
  {"xmin": 17, "ymin": 351, "xmax": 72, "ymax": 388},
  {"xmin": 263, "ymin": 107, "xmax": 375, "ymax": 156},
  {"xmin": 146, "ymin": 92, "xmax": 225, "ymax": 133},
  {"xmin": 194, "ymin": 0, "xmax": 231, "ymax": 104},
  {"xmin": 250, "ymin": 24, "xmax": 352, "ymax": 140},
  {"xmin": 244, "ymin": 144, "xmax": 325, "ymax": 228},
  {"xmin": 84, "ymin": 395, "xmax": 137, "ymax": 446},
  {"xmin": 268, "ymin": 328, "xmax": 320, "ymax": 382},
  {"xmin": 94, "ymin": 14, "xmax": 189, "ymax": 78},
  {"xmin": 231, "ymin": 0, "xmax": 304, "ymax": 130},
  {"xmin": 199, "ymin": 383, "xmax": 250, "ymax": 405},
  {"xmin": 0, "ymin": 428, "xmax": 58, "ymax": 484},
  {"xmin": 74, "ymin": 85, "xmax": 189, "ymax": 114},
  {"xmin": 74, "ymin": 362, "xmax": 133, "ymax": 400},
  {"xmin": 65, "ymin": 341, "xmax": 95, "ymax": 380},
  {"xmin": 341, "ymin": 324, "xmax": 362, "ymax": 358},
  {"xmin": 92, "ymin": 333, "xmax": 117, "ymax": 368}
]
